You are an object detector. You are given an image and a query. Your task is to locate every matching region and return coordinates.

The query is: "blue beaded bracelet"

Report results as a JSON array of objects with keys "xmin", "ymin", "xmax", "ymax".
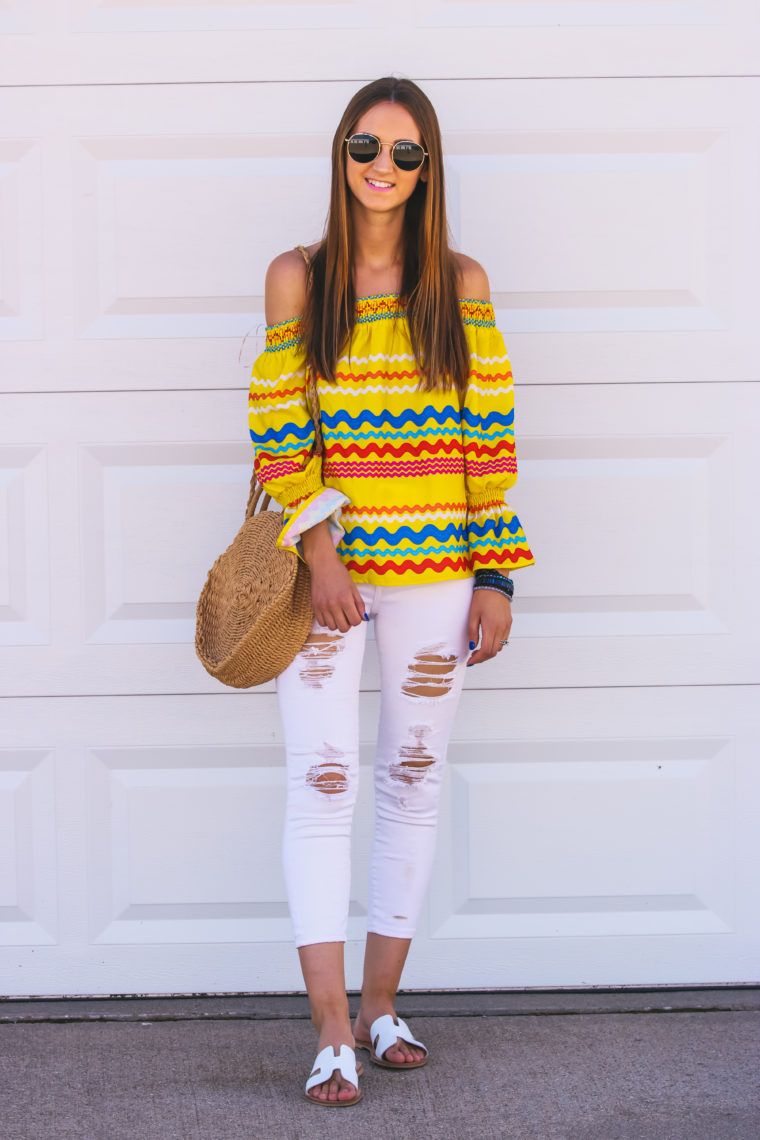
[
  {"xmin": 473, "ymin": 584, "xmax": 513, "ymax": 601},
  {"xmin": 473, "ymin": 570, "xmax": 514, "ymax": 600}
]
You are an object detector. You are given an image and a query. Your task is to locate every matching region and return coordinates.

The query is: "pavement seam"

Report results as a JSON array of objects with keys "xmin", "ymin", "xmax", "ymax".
[{"xmin": 2, "ymin": 1006, "xmax": 760, "ymax": 1025}]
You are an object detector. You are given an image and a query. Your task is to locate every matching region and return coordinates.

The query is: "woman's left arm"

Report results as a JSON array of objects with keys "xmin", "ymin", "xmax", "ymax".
[{"xmin": 457, "ymin": 262, "xmax": 534, "ymax": 665}]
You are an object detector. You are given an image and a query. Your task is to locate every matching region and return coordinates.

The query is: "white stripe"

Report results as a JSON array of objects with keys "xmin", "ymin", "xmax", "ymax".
[
  {"xmin": 467, "ymin": 384, "xmax": 513, "ymax": 398},
  {"xmin": 337, "ymin": 352, "xmax": 416, "ymax": 365},
  {"xmin": 249, "ymin": 369, "xmax": 305, "ymax": 389},
  {"xmin": 248, "ymin": 398, "xmax": 304, "ymax": 416},
  {"xmin": 469, "ymin": 353, "xmax": 510, "ymax": 365},
  {"xmin": 342, "ymin": 508, "xmax": 468, "ymax": 525},
  {"xmin": 326, "ymin": 384, "xmax": 420, "ymax": 397}
]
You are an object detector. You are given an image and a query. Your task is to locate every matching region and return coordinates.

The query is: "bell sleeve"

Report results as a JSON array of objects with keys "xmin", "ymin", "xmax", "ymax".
[
  {"xmin": 461, "ymin": 308, "xmax": 535, "ymax": 573},
  {"xmin": 248, "ymin": 317, "xmax": 348, "ymax": 553}
]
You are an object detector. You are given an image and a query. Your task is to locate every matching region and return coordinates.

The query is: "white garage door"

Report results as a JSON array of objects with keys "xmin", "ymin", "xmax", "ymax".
[{"xmin": 1, "ymin": 3, "xmax": 758, "ymax": 995}]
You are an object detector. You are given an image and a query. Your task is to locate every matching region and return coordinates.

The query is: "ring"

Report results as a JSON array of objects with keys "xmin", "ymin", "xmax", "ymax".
[{"xmin": 500, "ymin": 639, "xmax": 509, "ymax": 647}]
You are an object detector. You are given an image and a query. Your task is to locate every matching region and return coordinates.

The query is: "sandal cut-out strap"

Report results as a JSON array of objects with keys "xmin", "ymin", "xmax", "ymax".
[
  {"xmin": 304, "ymin": 1043, "xmax": 361, "ymax": 1104},
  {"xmin": 367, "ymin": 1014, "xmax": 428, "ymax": 1068}
]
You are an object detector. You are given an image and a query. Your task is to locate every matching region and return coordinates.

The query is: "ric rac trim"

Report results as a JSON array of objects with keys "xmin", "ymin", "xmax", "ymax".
[{"xmin": 264, "ymin": 296, "xmax": 495, "ymax": 346}]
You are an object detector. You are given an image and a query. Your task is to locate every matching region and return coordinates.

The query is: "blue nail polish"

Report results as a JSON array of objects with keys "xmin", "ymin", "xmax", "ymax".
[
  {"xmin": 364, "ymin": 612, "xmax": 370, "ymax": 621},
  {"xmin": 466, "ymin": 663, "xmax": 473, "ymax": 668},
  {"xmin": 469, "ymin": 641, "xmax": 476, "ymax": 650}
]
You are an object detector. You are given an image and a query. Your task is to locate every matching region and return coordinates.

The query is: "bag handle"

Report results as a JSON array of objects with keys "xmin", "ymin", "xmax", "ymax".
[{"xmin": 245, "ymin": 475, "xmax": 271, "ymax": 520}]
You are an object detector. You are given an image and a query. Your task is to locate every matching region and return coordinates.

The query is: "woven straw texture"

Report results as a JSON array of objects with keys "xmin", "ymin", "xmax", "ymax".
[{"xmin": 195, "ymin": 491, "xmax": 314, "ymax": 689}]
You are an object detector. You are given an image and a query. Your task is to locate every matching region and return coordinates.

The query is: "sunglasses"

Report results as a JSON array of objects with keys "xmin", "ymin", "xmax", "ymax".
[{"xmin": 345, "ymin": 132, "xmax": 428, "ymax": 172}]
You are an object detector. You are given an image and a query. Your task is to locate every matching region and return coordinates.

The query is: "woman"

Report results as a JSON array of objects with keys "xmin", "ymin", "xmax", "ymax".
[{"xmin": 248, "ymin": 76, "xmax": 534, "ymax": 1106}]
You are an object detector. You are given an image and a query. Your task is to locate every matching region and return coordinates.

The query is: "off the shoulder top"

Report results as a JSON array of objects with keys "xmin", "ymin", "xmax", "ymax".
[{"xmin": 248, "ymin": 294, "xmax": 534, "ymax": 587}]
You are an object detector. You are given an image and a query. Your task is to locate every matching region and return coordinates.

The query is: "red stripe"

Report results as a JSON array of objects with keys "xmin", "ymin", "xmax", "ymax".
[
  {"xmin": 326, "ymin": 438, "xmax": 464, "ymax": 460},
  {"xmin": 324, "ymin": 458, "xmax": 465, "ymax": 478},
  {"xmin": 344, "ymin": 556, "xmax": 471, "ymax": 575},
  {"xmin": 463, "ymin": 439, "xmax": 515, "ymax": 458},
  {"xmin": 344, "ymin": 501, "xmax": 467, "ymax": 516},
  {"xmin": 254, "ymin": 450, "xmax": 310, "ymax": 480},
  {"xmin": 467, "ymin": 370, "xmax": 513, "ymax": 384},
  {"xmin": 466, "ymin": 459, "xmax": 516, "ymax": 477},
  {"xmin": 249, "ymin": 386, "xmax": 303, "ymax": 404},
  {"xmin": 333, "ymin": 370, "xmax": 421, "ymax": 383},
  {"xmin": 471, "ymin": 548, "xmax": 534, "ymax": 568}
]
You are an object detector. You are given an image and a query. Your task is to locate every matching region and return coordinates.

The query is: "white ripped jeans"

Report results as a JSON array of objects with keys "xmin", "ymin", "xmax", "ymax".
[{"xmin": 276, "ymin": 577, "xmax": 473, "ymax": 947}]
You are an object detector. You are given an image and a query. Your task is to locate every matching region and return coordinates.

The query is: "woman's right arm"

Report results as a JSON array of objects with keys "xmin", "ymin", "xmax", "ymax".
[{"xmin": 251, "ymin": 253, "xmax": 366, "ymax": 633}]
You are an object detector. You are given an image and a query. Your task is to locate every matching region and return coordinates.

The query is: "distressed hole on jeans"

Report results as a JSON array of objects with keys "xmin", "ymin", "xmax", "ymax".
[
  {"xmin": 401, "ymin": 642, "xmax": 457, "ymax": 699},
  {"xmin": 298, "ymin": 632, "xmax": 343, "ymax": 690},
  {"xmin": 389, "ymin": 724, "xmax": 437, "ymax": 785},
  {"xmin": 305, "ymin": 742, "xmax": 348, "ymax": 795},
  {"xmin": 392, "ymin": 916, "xmax": 408, "ymax": 921}
]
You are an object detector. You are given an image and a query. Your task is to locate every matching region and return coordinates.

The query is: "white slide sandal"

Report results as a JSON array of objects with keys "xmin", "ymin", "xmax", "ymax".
[
  {"xmin": 356, "ymin": 1014, "xmax": 429, "ymax": 1070},
  {"xmin": 304, "ymin": 1043, "xmax": 363, "ymax": 1106}
]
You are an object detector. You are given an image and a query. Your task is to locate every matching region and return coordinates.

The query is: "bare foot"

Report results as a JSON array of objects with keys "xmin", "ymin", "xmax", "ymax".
[{"xmin": 353, "ymin": 1010, "xmax": 426, "ymax": 1065}]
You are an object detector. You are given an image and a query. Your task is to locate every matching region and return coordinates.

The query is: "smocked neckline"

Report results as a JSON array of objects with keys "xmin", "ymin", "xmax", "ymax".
[{"xmin": 263, "ymin": 295, "xmax": 495, "ymax": 346}]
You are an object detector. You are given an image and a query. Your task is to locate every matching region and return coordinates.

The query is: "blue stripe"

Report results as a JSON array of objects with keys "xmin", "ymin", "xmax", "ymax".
[
  {"xmin": 467, "ymin": 534, "xmax": 525, "ymax": 550},
  {"xmin": 342, "ymin": 523, "xmax": 466, "ymax": 545},
  {"xmin": 321, "ymin": 405, "xmax": 460, "ymax": 431},
  {"xmin": 250, "ymin": 421, "xmax": 314, "ymax": 446},
  {"xmin": 462, "ymin": 408, "xmax": 514, "ymax": 430},
  {"xmin": 325, "ymin": 425, "xmax": 462, "ymax": 442},
  {"xmin": 339, "ymin": 541, "xmax": 466, "ymax": 557},
  {"xmin": 468, "ymin": 515, "xmax": 525, "ymax": 538}
]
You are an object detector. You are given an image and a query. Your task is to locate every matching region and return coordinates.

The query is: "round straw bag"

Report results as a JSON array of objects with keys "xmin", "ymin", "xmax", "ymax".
[{"xmin": 195, "ymin": 476, "xmax": 314, "ymax": 688}]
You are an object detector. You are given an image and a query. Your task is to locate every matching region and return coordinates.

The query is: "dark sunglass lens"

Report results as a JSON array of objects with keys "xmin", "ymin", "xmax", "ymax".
[
  {"xmin": 347, "ymin": 134, "xmax": 379, "ymax": 163},
  {"xmin": 393, "ymin": 141, "xmax": 425, "ymax": 171}
]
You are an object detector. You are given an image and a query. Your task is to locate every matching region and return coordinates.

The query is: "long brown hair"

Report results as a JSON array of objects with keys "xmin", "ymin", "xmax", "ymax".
[{"xmin": 301, "ymin": 77, "xmax": 470, "ymax": 394}]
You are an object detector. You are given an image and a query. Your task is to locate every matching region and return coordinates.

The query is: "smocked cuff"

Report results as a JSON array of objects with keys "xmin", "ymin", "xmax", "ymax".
[
  {"xmin": 277, "ymin": 487, "xmax": 350, "ymax": 560},
  {"xmin": 467, "ymin": 489, "xmax": 507, "ymax": 520}
]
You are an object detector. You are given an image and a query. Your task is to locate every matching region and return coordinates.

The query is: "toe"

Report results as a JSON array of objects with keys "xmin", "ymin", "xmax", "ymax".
[{"xmin": 385, "ymin": 1039, "xmax": 410, "ymax": 1064}]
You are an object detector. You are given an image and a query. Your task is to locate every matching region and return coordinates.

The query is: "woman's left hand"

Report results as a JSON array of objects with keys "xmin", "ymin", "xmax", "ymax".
[{"xmin": 466, "ymin": 589, "xmax": 512, "ymax": 666}]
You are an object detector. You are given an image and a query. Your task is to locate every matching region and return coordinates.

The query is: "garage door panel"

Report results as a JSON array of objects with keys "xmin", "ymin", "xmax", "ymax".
[
  {"xmin": 0, "ymin": 748, "xmax": 58, "ymax": 947},
  {"xmin": 0, "ymin": 140, "xmax": 43, "ymax": 343},
  {"xmin": 515, "ymin": 429, "xmax": 731, "ymax": 639},
  {"xmin": 2, "ymin": 0, "xmax": 757, "ymax": 83},
  {"xmin": 87, "ymin": 743, "xmax": 374, "ymax": 946},
  {"xmin": 457, "ymin": 137, "xmax": 718, "ymax": 335},
  {"xmin": 73, "ymin": 137, "xmax": 330, "ymax": 343},
  {"xmin": 0, "ymin": 444, "xmax": 49, "ymax": 646},
  {"xmin": 431, "ymin": 737, "xmax": 735, "ymax": 942},
  {"xmin": 79, "ymin": 442, "xmax": 253, "ymax": 646},
  {"xmin": 1, "ymin": 687, "xmax": 756, "ymax": 993}
]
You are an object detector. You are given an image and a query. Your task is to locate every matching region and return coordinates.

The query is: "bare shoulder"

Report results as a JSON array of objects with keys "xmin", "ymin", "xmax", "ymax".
[
  {"xmin": 264, "ymin": 247, "xmax": 313, "ymax": 325},
  {"xmin": 453, "ymin": 252, "xmax": 491, "ymax": 302}
]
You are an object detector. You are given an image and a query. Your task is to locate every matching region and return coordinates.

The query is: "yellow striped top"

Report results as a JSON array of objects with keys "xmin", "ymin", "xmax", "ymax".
[{"xmin": 248, "ymin": 294, "xmax": 534, "ymax": 586}]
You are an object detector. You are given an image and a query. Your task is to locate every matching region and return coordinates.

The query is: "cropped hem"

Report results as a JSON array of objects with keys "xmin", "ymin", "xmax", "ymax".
[
  {"xmin": 294, "ymin": 935, "xmax": 347, "ymax": 949},
  {"xmin": 367, "ymin": 921, "xmax": 417, "ymax": 940}
]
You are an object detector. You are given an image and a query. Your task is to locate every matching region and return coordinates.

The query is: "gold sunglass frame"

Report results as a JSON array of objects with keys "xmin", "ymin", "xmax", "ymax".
[{"xmin": 344, "ymin": 133, "xmax": 428, "ymax": 171}]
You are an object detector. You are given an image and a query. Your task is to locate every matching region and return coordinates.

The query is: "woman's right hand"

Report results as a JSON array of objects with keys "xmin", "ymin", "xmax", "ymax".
[{"xmin": 301, "ymin": 521, "xmax": 366, "ymax": 632}]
